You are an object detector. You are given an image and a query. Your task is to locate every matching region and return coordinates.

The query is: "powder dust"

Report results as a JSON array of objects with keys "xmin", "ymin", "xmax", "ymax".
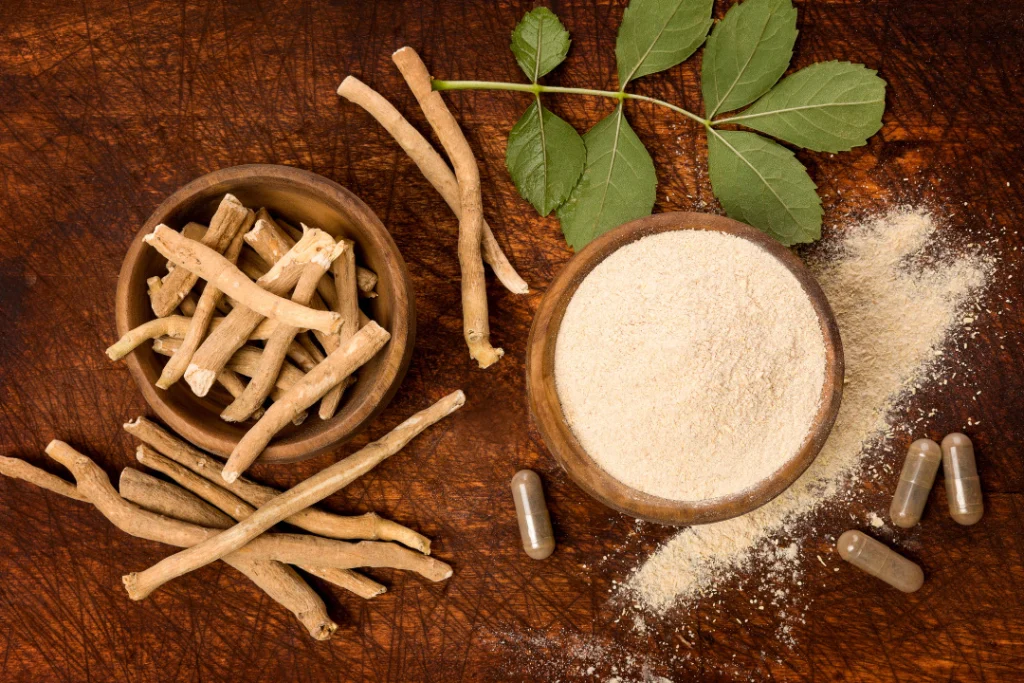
[
  {"xmin": 555, "ymin": 230, "xmax": 826, "ymax": 501},
  {"xmin": 624, "ymin": 208, "xmax": 993, "ymax": 613}
]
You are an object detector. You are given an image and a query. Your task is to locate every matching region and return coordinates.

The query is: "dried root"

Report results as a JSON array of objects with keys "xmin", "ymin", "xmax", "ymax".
[
  {"xmin": 392, "ymin": 47, "xmax": 503, "ymax": 368},
  {"xmin": 185, "ymin": 228, "xmax": 337, "ymax": 396},
  {"xmin": 157, "ymin": 223, "xmax": 250, "ymax": 389},
  {"xmin": 221, "ymin": 249, "xmax": 343, "ymax": 423},
  {"xmin": 223, "ymin": 321, "xmax": 391, "ymax": 481},
  {"xmin": 144, "ymin": 225, "xmax": 343, "ymax": 335},
  {"xmin": 337, "ymin": 75, "xmax": 528, "ymax": 295},
  {"xmin": 123, "ymin": 417, "xmax": 431, "ymax": 553},
  {"xmin": 4, "ymin": 443, "xmax": 337, "ymax": 640},
  {"xmin": 150, "ymin": 196, "xmax": 253, "ymax": 317},
  {"xmin": 121, "ymin": 465, "xmax": 386, "ymax": 600},
  {"xmin": 123, "ymin": 392, "xmax": 464, "ymax": 599}
]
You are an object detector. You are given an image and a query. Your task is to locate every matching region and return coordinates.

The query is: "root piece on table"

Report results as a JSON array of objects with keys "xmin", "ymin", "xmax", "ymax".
[
  {"xmin": 144, "ymin": 225, "xmax": 343, "ymax": 335},
  {"xmin": 337, "ymin": 75, "xmax": 528, "ymax": 295},
  {"xmin": 0, "ymin": 455, "xmax": 88, "ymax": 502},
  {"xmin": 222, "ymin": 247, "xmax": 344, "ymax": 423},
  {"xmin": 120, "ymin": 468, "xmax": 231, "ymax": 527},
  {"xmin": 222, "ymin": 321, "xmax": 391, "ymax": 481},
  {"xmin": 123, "ymin": 392, "xmax": 464, "ymax": 599},
  {"xmin": 391, "ymin": 47, "xmax": 503, "ymax": 368},
  {"xmin": 157, "ymin": 220, "xmax": 252, "ymax": 389},
  {"xmin": 151, "ymin": 196, "xmax": 251, "ymax": 317},
  {"xmin": 185, "ymin": 228, "xmax": 337, "ymax": 396},
  {"xmin": 27, "ymin": 442, "xmax": 336, "ymax": 639},
  {"xmin": 38, "ymin": 441, "xmax": 451, "ymax": 604},
  {"xmin": 123, "ymin": 417, "xmax": 432, "ymax": 554},
  {"xmin": 122, "ymin": 465, "xmax": 385, "ymax": 600}
]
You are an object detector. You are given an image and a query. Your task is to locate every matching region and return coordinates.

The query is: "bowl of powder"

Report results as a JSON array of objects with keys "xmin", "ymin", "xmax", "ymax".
[{"xmin": 527, "ymin": 212, "xmax": 844, "ymax": 526}]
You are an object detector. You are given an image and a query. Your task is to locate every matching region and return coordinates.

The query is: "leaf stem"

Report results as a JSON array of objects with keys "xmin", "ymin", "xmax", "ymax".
[{"xmin": 432, "ymin": 79, "xmax": 709, "ymax": 126}]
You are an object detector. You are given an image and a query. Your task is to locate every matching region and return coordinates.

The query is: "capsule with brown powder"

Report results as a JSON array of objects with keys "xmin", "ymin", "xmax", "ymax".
[
  {"xmin": 837, "ymin": 530, "xmax": 924, "ymax": 593},
  {"xmin": 510, "ymin": 470, "xmax": 555, "ymax": 560},
  {"xmin": 941, "ymin": 432, "xmax": 984, "ymax": 525},
  {"xmin": 890, "ymin": 438, "xmax": 942, "ymax": 528}
]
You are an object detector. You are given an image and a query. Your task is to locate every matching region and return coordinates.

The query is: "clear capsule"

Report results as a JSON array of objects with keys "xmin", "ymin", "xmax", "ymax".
[
  {"xmin": 890, "ymin": 438, "xmax": 942, "ymax": 528},
  {"xmin": 510, "ymin": 470, "xmax": 555, "ymax": 560},
  {"xmin": 837, "ymin": 530, "xmax": 924, "ymax": 593},
  {"xmin": 941, "ymin": 433, "xmax": 984, "ymax": 525}
]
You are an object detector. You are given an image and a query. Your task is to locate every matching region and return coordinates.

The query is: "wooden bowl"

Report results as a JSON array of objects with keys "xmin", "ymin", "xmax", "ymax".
[
  {"xmin": 116, "ymin": 164, "xmax": 415, "ymax": 464},
  {"xmin": 527, "ymin": 212, "xmax": 844, "ymax": 526}
]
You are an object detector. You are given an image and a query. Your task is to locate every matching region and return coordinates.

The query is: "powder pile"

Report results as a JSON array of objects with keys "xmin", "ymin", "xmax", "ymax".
[
  {"xmin": 554, "ymin": 230, "xmax": 826, "ymax": 501},
  {"xmin": 624, "ymin": 208, "xmax": 992, "ymax": 612}
]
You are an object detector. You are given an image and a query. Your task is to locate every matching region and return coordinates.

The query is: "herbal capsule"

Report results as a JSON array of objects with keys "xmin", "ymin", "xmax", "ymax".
[
  {"xmin": 941, "ymin": 433, "xmax": 984, "ymax": 525},
  {"xmin": 890, "ymin": 438, "xmax": 942, "ymax": 528},
  {"xmin": 837, "ymin": 530, "xmax": 924, "ymax": 593},
  {"xmin": 510, "ymin": 470, "xmax": 555, "ymax": 560}
]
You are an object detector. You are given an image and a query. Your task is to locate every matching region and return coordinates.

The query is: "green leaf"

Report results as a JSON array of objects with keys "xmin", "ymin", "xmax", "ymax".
[
  {"xmin": 723, "ymin": 61, "xmax": 886, "ymax": 153},
  {"xmin": 615, "ymin": 0, "xmax": 714, "ymax": 86},
  {"xmin": 557, "ymin": 106, "xmax": 657, "ymax": 250},
  {"xmin": 706, "ymin": 128, "xmax": 821, "ymax": 245},
  {"xmin": 511, "ymin": 7, "xmax": 571, "ymax": 82},
  {"xmin": 701, "ymin": 0, "xmax": 798, "ymax": 118},
  {"xmin": 506, "ymin": 100, "xmax": 587, "ymax": 216}
]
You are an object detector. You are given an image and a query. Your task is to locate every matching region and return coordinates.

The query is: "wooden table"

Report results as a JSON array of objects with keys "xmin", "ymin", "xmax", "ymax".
[{"xmin": 1, "ymin": 1, "xmax": 1022, "ymax": 680}]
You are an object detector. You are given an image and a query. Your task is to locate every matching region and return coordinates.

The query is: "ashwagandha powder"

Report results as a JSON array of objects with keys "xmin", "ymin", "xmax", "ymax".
[
  {"xmin": 555, "ymin": 230, "xmax": 827, "ymax": 501},
  {"xmin": 624, "ymin": 208, "xmax": 993, "ymax": 613}
]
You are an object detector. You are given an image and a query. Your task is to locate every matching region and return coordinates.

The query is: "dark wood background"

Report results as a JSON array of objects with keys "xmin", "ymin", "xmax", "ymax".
[{"xmin": 1, "ymin": 1, "xmax": 1022, "ymax": 680}]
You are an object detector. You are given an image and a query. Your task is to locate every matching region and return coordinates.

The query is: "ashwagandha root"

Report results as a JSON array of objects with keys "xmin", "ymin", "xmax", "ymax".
[
  {"xmin": 151, "ymin": 338, "xmax": 304, "ymax": 424},
  {"xmin": 153, "ymin": 337, "xmax": 305, "ymax": 394},
  {"xmin": 247, "ymin": 218, "xmax": 353, "ymax": 371},
  {"xmin": 337, "ymin": 75, "xmax": 528, "ymax": 295},
  {"xmin": 221, "ymin": 251, "xmax": 342, "ymax": 423},
  {"xmin": 293, "ymin": 333, "xmax": 325, "ymax": 370},
  {"xmin": 157, "ymin": 224, "xmax": 250, "ymax": 389},
  {"xmin": 144, "ymin": 225, "xmax": 343, "ymax": 335},
  {"xmin": 392, "ymin": 47, "xmax": 503, "ymax": 368},
  {"xmin": 107, "ymin": 316, "xmax": 196, "ymax": 361},
  {"xmin": 185, "ymin": 228, "xmax": 337, "ymax": 396},
  {"xmin": 179, "ymin": 291, "xmax": 198, "ymax": 315},
  {"xmin": 222, "ymin": 322, "xmax": 391, "ymax": 481},
  {"xmin": 0, "ymin": 455, "xmax": 88, "ymax": 502},
  {"xmin": 122, "ymin": 417, "xmax": 431, "ymax": 554},
  {"xmin": 252, "ymin": 212, "xmax": 339, "ymax": 307},
  {"xmin": 272, "ymin": 217, "xmax": 379, "ymax": 302},
  {"xmin": 11, "ymin": 443, "xmax": 336, "ymax": 639},
  {"xmin": 151, "ymin": 197, "xmax": 253, "ymax": 317},
  {"xmin": 121, "ymin": 466, "xmax": 385, "ymax": 600},
  {"xmin": 107, "ymin": 315, "xmax": 279, "ymax": 361},
  {"xmin": 36, "ymin": 441, "xmax": 450, "ymax": 604},
  {"xmin": 120, "ymin": 467, "xmax": 231, "ymax": 527},
  {"xmin": 320, "ymin": 238, "xmax": 358, "ymax": 419},
  {"xmin": 245, "ymin": 219, "xmax": 352, "ymax": 419},
  {"xmin": 123, "ymin": 392, "xmax": 464, "ymax": 599}
]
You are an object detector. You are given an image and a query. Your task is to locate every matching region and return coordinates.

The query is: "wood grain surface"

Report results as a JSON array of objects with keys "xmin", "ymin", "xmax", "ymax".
[{"xmin": 1, "ymin": 0, "xmax": 1022, "ymax": 681}]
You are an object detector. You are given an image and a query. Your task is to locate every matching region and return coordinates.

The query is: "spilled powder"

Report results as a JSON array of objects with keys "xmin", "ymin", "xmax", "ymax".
[
  {"xmin": 624, "ymin": 208, "xmax": 993, "ymax": 613},
  {"xmin": 555, "ymin": 230, "xmax": 826, "ymax": 501}
]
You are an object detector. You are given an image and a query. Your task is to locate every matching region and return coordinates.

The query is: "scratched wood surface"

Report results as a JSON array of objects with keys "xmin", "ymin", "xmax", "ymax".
[{"xmin": 1, "ymin": 1, "xmax": 1023, "ymax": 681}]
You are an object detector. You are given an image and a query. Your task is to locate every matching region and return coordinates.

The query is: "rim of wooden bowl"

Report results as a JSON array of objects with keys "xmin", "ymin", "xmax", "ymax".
[
  {"xmin": 116, "ymin": 164, "xmax": 415, "ymax": 464},
  {"xmin": 526, "ymin": 212, "xmax": 844, "ymax": 526}
]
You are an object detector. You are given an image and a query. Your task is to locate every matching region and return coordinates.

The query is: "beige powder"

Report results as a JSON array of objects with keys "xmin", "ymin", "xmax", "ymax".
[
  {"xmin": 554, "ymin": 230, "xmax": 827, "ymax": 501},
  {"xmin": 625, "ymin": 208, "xmax": 993, "ymax": 612}
]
